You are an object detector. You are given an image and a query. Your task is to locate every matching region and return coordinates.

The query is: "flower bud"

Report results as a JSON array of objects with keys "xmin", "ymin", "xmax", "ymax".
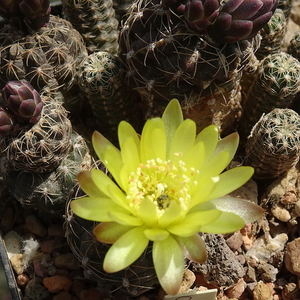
[{"xmin": 0, "ymin": 106, "xmax": 17, "ymax": 137}]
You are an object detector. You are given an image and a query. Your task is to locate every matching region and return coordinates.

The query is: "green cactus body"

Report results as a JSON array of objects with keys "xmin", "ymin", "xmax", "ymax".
[
  {"xmin": 78, "ymin": 51, "xmax": 143, "ymax": 143},
  {"xmin": 245, "ymin": 108, "xmax": 300, "ymax": 180},
  {"xmin": 287, "ymin": 30, "xmax": 300, "ymax": 61},
  {"xmin": 255, "ymin": 9, "xmax": 287, "ymax": 60},
  {"xmin": 62, "ymin": 0, "xmax": 119, "ymax": 54},
  {"xmin": 65, "ymin": 163, "xmax": 159, "ymax": 296},
  {"xmin": 1, "ymin": 98, "xmax": 72, "ymax": 173},
  {"xmin": 3, "ymin": 131, "xmax": 92, "ymax": 212},
  {"xmin": 0, "ymin": 15, "xmax": 87, "ymax": 101},
  {"xmin": 239, "ymin": 52, "xmax": 300, "ymax": 140}
]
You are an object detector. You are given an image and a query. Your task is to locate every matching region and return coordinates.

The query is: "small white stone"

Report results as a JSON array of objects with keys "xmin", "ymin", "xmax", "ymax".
[{"xmin": 3, "ymin": 231, "xmax": 22, "ymax": 259}]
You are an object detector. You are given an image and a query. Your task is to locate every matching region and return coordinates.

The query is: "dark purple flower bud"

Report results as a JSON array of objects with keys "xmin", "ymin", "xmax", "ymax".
[
  {"xmin": 179, "ymin": 0, "xmax": 220, "ymax": 32},
  {"xmin": 0, "ymin": 0, "xmax": 50, "ymax": 32},
  {"xmin": 207, "ymin": 0, "xmax": 278, "ymax": 43},
  {"xmin": 1, "ymin": 81, "xmax": 43, "ymax": 124},
  {"xmin": 0, "ymin": 107, "xmax": 17, "ymax": 137}
]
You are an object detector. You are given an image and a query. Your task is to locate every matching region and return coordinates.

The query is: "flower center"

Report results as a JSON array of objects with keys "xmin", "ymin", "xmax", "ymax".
[{"xmin": 127, "ymin": 158, "xmax": 198, "ymax": 215}]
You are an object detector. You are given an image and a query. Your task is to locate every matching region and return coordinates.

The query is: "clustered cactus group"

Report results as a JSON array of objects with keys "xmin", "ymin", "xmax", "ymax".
[{"xmin": 2, "ymin": 0, "xmax": 300, "ymax": 297}]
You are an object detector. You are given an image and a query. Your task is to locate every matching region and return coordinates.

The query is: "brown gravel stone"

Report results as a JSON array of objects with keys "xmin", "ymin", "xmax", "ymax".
[
  {"xmin": 226, "ymin": 231, "xmax": 244, "ymax": 251},
  {"xmin": 178, "ymin": 269, "xmax": 196, "ymax": 293},
  {"xmin": 253, "ymin": 281, "xmax": 272, "ymax": 300},
  {"xmin": 54, "ymin": 253, "xmax": 80, "ymax": 270},
  {"xmin": 39, "ymin": 239, "xmax": 56, "ymax": 254},
  {"xmin": 16, "ymin": 274, "xmax": 30, "ymax": 286},
  {"xmin": 79, "ymin": 288, "xmax": 103, "ymax": 300},
  {"xmin": 25, "ymin": 215, "xmax": 47, "ymax": 237},
  {"xmin": 225, "ymin": 278, "xmax": 245, "ymax": 299},
  {"xmin": 43, "ymin": 275, "xmax": 73, "ymax": 293},
  {"xmin": 285, "ymin": 237, "xmax": 300, "ymax": 276},
  {"xmin": 48, "ymin": 224, "xmax": 65, "ymax": 237},
  {"xmin": 53, "ymin": 291, "xmax": 73, "ymax": 300},
  {"xmin": 10, "ymin": 253, "xmax": 24, "ymax": 275}
]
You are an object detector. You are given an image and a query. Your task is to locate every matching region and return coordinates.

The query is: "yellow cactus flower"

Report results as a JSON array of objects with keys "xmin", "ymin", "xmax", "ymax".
[{"xmin": 71, "ymin": 99, "xmax": 264, "ymax": 295}]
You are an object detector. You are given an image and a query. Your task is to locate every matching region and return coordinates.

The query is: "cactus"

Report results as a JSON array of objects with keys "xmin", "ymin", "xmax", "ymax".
[
  {"xmin": 287, "ymin": 30, "xmax": 300, "ymax": 61},
  {"xmin": 255, "ymin": 8, "xmax": 287, "ymax": 60},
  {"xmin": 77, "ymin": 51, "xmax": 143, "ymax": 144},
  {"xmin": 238, "ymin": 52, "xmax": 300, "ymax": 141},
  {"xmin": 0, "ymin": 97, "xmax": 72, "ymax": 173},
  {"xmin": 65, "ymin": 162, "xmax": 159, "ymax": 296},
  {"xmin": 0, "ymin": 14, "xmax": 88, "ymax": 111},
  {"xmin": 245, "ymin": 108, "xmax": 300, "ymax": 180},
  {"xmin": 3, "ymin": 131, "xmax": 92, "ymax": 212},
  {"xmin": 0, "ymin": 0, "xmax": 51, "ymax": 32},
  {"xmin": 62, "ymin": 0, "xmax": 119, "ymax": 54},
  {"xmin": 118, "ymin": 0, "xmax": 277, "ymax": 132}
]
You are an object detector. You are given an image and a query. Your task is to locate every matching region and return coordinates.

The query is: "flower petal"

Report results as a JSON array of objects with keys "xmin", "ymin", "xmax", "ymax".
[
  {"xmin": 153, "ymin": 235, "xmax": 184, "ymax": 295},
  {"xmin": 93, "ymin": 222, "xmax": 133, "ymax": 243},
  {"xmin": 90, "ymin": 169, "xmax": 130, "ymax": 212},
  {"xmin": 212, "ymin": 132, "xmax": 239, "ymax": 165},
  {"xmin": 169, "ymin": 119, "xmax": 196, "ymax": 161},
  {"xmin": 70, "ymin": 196, "xmax": 127, "ymax": 222},
  {"xmin": 92, "ymin": 131, "xmax": 123, "ymax": 185},
  {"xmin": 140, "ymin": 118, "xmax": 166, "ymax": 163},
  {"xmin": 195, "ymin": 125, "xmax": 219, "ymax": 163},
  {"xmin": 103, "ymin": 226, "xmax": 149, "ymax": 273},
  {"xmin": 162, "ymin": 99, "xmax": 183, "ymax": 156},
  {"xmin": 158, "ymin": 201, "xmax": 184, "ymax": 228},
  {"xmin": 207, "ymin": 166, "xmax": 254, "ymax": 201},
  {"xmin": 109, "ymin": 210, "xmax": 143, "ymax": 226},
  {"xmin": 182, "ymin": 141, "xmax": 205, "ymax": 171},
  {"xmin": 175, "ymin": 234, "xmax": 207, "ymax": 263},
  {"xmin": 167, "ymin": 209, "xmax": 221, "ymax": 237},
  {"xmin": 120, "ymin": 137, "xmax": 140, "ymax": 183},
  {"xmin": 118, "ymin": 120, "xmax": 140, "ymax": 151},
  {"xmin": 77, "ymin": 170, "xmax": 104, "ymax": 197},
  {"xmin": 138, "ymin": 197, "xmax": 158, "ymax": 227},
  {"xmin": 197, "ymin": 197, "xmax": 264, "ymax": 233},
  {"xmin": 144, "ymin": 228, "xmax": 170, "ymax": 241}
]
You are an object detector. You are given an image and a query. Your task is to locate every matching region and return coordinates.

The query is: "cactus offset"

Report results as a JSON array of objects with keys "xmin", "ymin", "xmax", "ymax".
[
  {"xmin": 245, "ymin": 108, "xmax": 300, "ymax": 180},
  {"xmin": 239, "ymin": 52, "xmax": 300, "ymax": 140},
  {"xmin": 62, "ymin": 0, "xmax": 119, "ymax": 54},
  {"xmin": 78, "ymin": 51, "xmax": 143, "ymax": 143}
]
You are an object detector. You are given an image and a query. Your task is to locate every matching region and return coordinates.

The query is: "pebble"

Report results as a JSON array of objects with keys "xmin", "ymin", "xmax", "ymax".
[
  {"xmin": 282, "ymin": 282, "xmax": 300, "ymax": 300},
  {"xmin": 25, "ymin": 277, "xmax": 50, "ymax": 300},
  {"xmin": 54, "ymin": 252, "xmax": 80, "ymax": 270},
  {"xmin": 48, "ymin": 224, "xmax": 65, "ymax": 237},
  {"xmin": 178, "ymin": 269, "xmax": 196, "ymax": 294},
  {"xmin": 271, "ymin": 205, "xmax": 291, "ymax": 222},
  {"xmin": 257, "ymin": 262, "xmax": 278, "ymax": 282},
  {"xmin": 3, "ymin": 231, "xmax": 21, "ymax": 259},
  {"xmin": 16, "ymin": 274, "xmax": 30, "ymax": 286},
  {"xmin": 226, "ymin": 231, "xmax": 244, "ymax": 251},
  {"xmin": 79, "ymin": 288, "xmax": 103, "ymax": 300},
  {"xmin": 43, "ymin": 275, "xmax": 73, "ymax": 293},
  {"xmin": 285, "ymin": 237, "xmax": 300, "ymax": 276},
  {"xmin": 225, "ymin": 278, "xmax": 246, "ymax": 299},
  {"xmin": 246, "ymin": 233, "xmax": 288, "ymax": 262},
  {"xmin": 252, "ymin": 281, "xmax": 273, "ymax": 300},
  {"xmin": 53, "ymin": 291, "xmax": 73, "ymax": 300},
  {"xmin": 25, "ymin": 215, "xmax": 47, "ymax": 237},
  {"xmin": 10, "ymin": 253, "xmax": 24, "ymax": 274}
]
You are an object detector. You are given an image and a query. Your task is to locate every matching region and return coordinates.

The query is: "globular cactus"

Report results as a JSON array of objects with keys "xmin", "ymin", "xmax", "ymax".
[
  {"xmin": 0, "ymin": 0, "xmax": 51, "ymax": 32},
  {"xmin": 1, "ymin": 80, "xmax": 43, "ymax": 123},
  {"xmin": 118, "ymin": 0, "xmax": 277, "ymax": 132},
  {"xmin": 77, "ymin": 51, "xmax": 143, "ymax": 144},
  {"xmin": 65, "ymin": 163, "xmax": 159, "ymax": 296},
  {"xmin": 239, "ymin": 52, "xmax": 300, "ymax": 141},
  {"xmin": 62, "ymin": 0, "xmax": 119, "ymax": 54},
  {"xmin": 0, "ymin": 98, "xmax": 72, "ymax": 173},
  {"xmin": 245, "ymin": 108, "xmax": 300, "ymax": 180},
  {"xmin": 255, "ymin": 8, "xmax": 287, "ymax": 60},
  {"xmin": 0, "ymin": 14, "xmax": 88, "ymax": 111},
  {"xmin": 287, "ymin": 30, "xmax": 300, "ymax": 61},
  {"xmin": 3, "ymin": 132, "xmax": 92, "ymax": 212}
]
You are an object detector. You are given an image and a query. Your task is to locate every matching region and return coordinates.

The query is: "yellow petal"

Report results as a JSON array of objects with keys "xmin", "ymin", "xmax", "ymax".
[
  {"xmin": 93, "ymin": 222, "xmax": 133, "ymax": 243},
  {"xmin": 169, "ymin": 119, "xmax": 196, "ymax": 161},
  {"xmin": 109, "ymin": 210, "xmax": 143, "ymax": 226},
  {"xmin": 140, "ymin": 118, "xmax": 166, "ymax": 163},
  {"xmin": 118, "ymin": 120, "xmax": 140, "ymax": 151},
  {"xmin": 158, "ymin": 201, "xmax": 183, "ymax": 228},
  {"xmin": 120, "ymin": 136, "xmax": 140, "ymax": 176},
  {"xmin": 138, "ymin": 197, "xmax": 158, "ymax": 227},
  {"xmin": 144, "ymin": 228, "xmax": 169, "ymax": 241},
  {"xmin": 152, "ymin": 236, "xmax": 184, "ymax": 295},
  {"xmin": 77, "ymin": 170, "xmax": 104, "ymax": 197}
]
